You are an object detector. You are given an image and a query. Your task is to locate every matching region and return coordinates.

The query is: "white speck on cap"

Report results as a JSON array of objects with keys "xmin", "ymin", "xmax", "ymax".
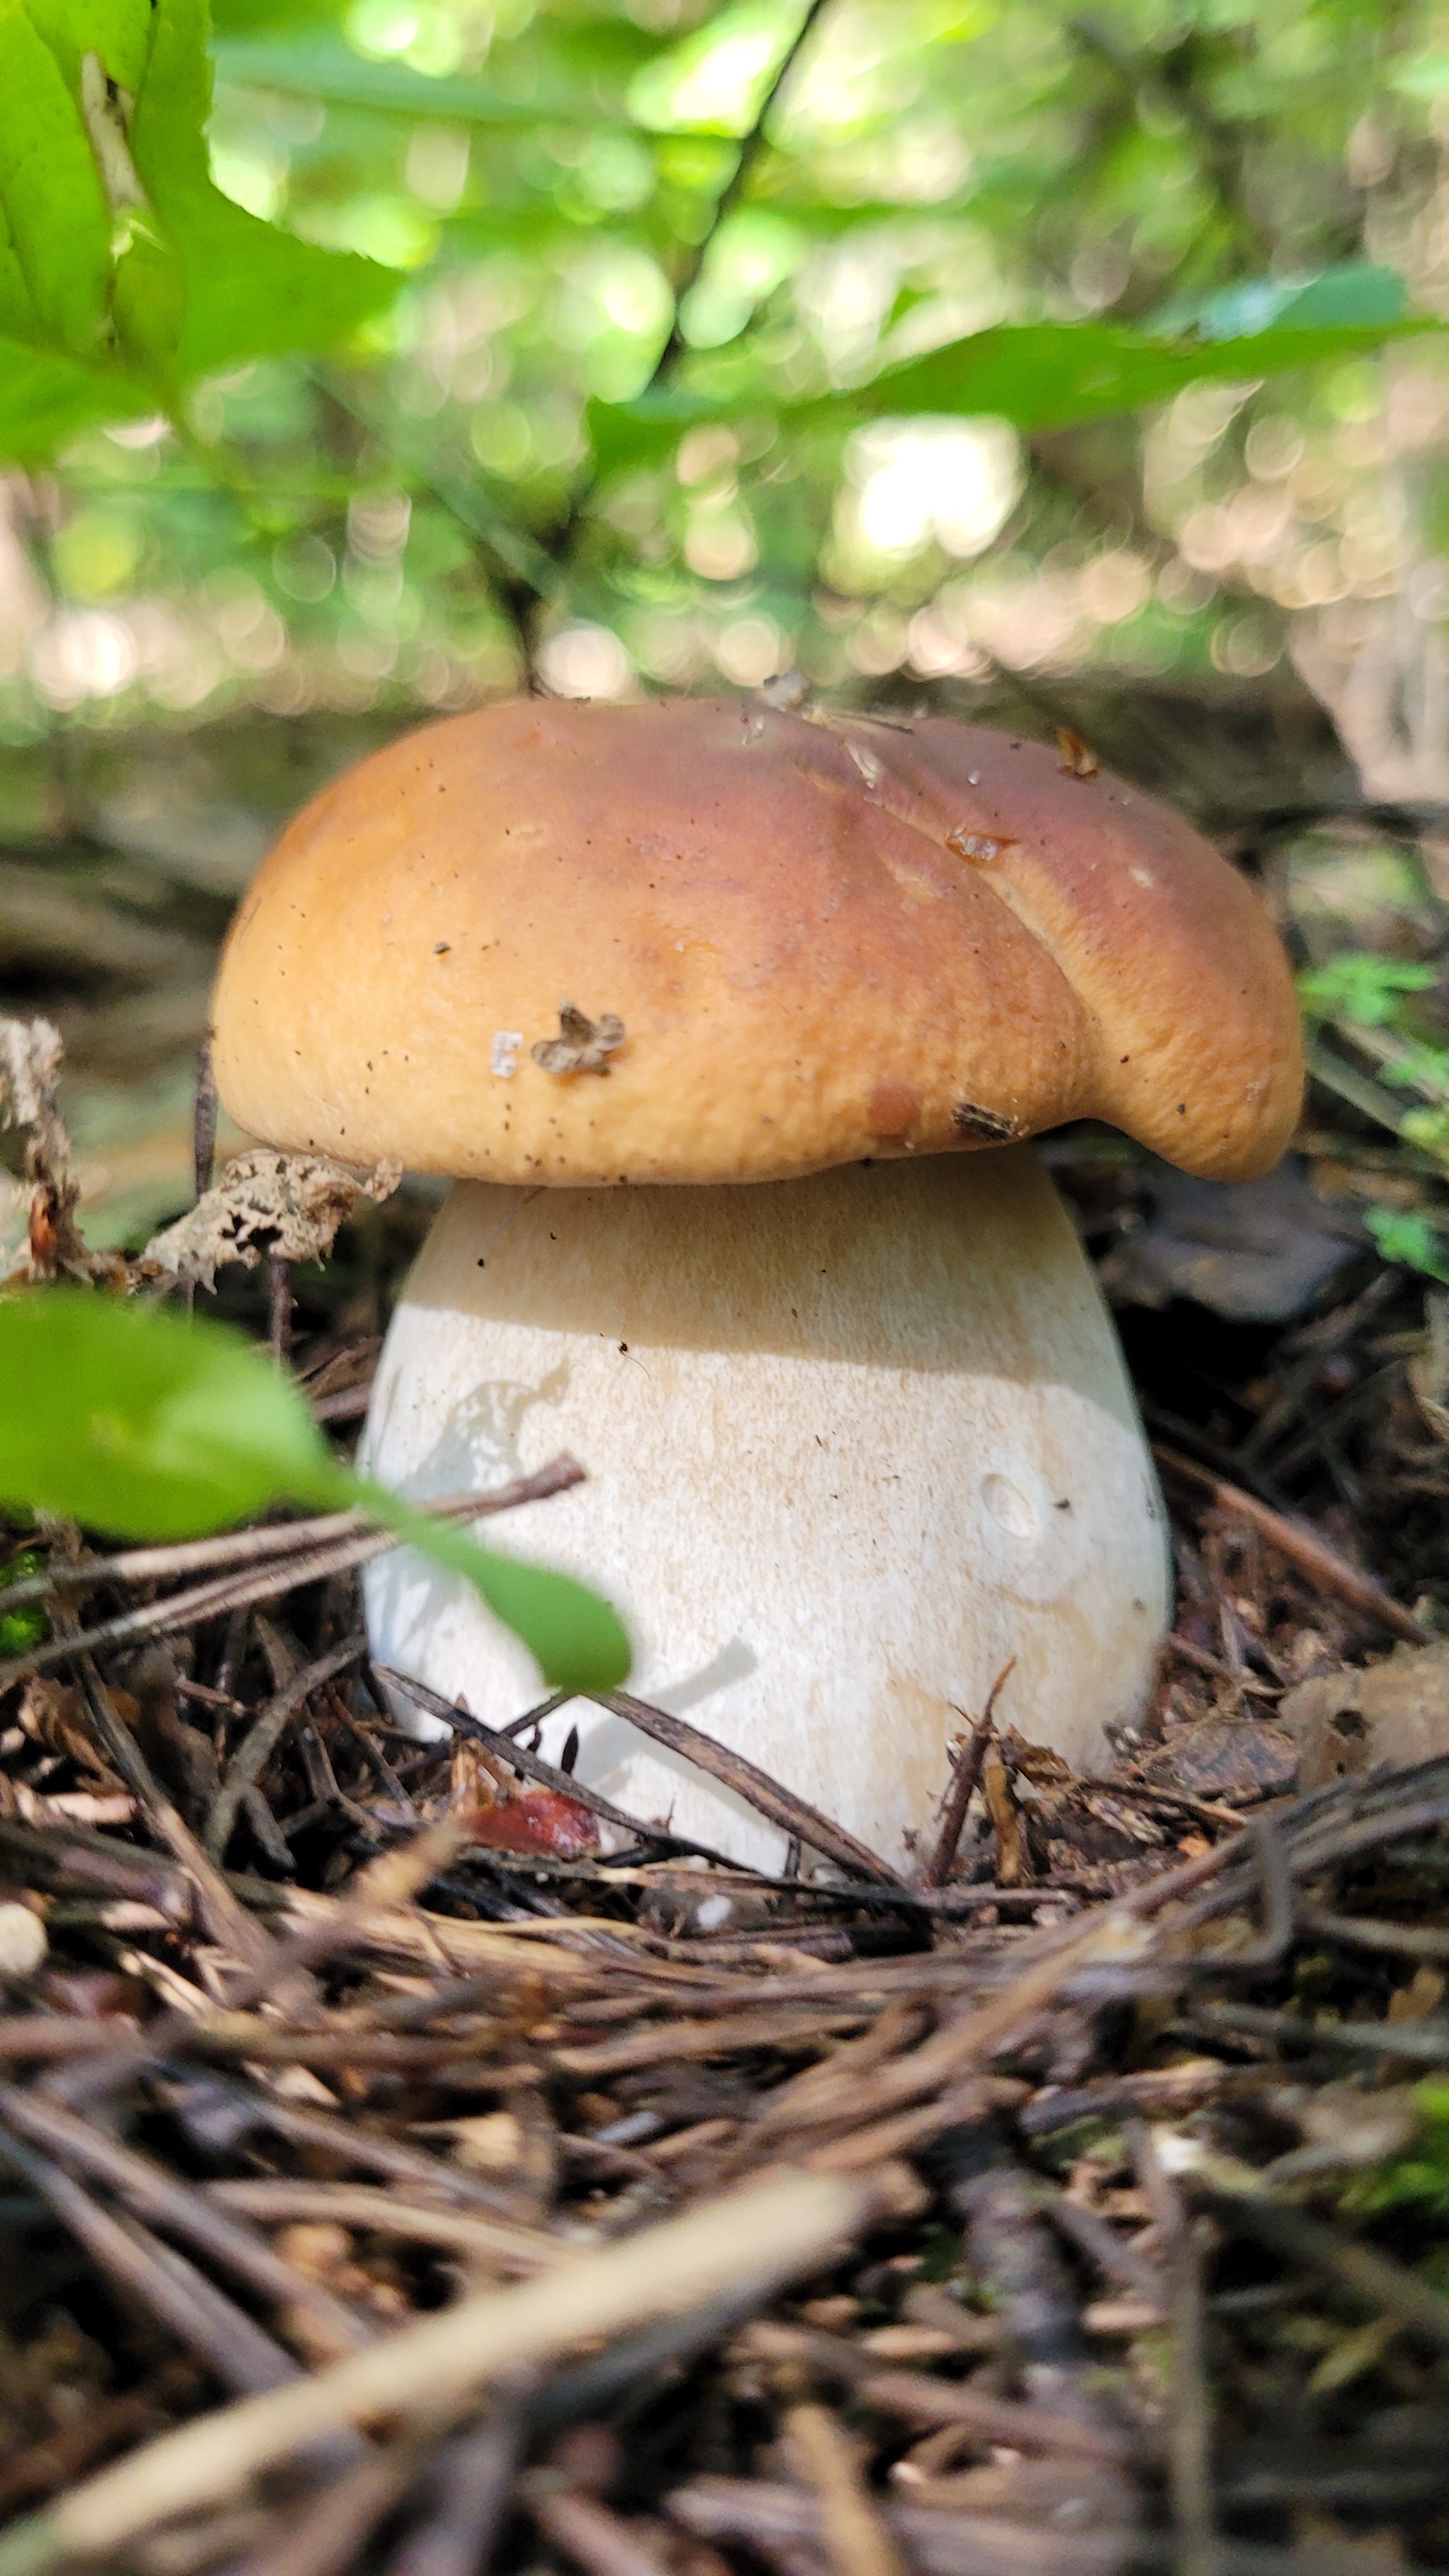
[{"xmin": 491, "ymin": 1031, "xmax": 523, "ymax": 1078}]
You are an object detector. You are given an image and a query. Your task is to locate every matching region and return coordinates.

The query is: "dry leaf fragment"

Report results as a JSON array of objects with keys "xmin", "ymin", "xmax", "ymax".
[
  {"xmin": 1056, "ymin": 727, "xmax": 1099, "ymax": 779},
  {"xmin": 0, "ymin": 1016, "xmax": 115, "ymax": 1286},
  {"xmin": 531, "ymin": 1002, "xmax": 625, "ymax": 1078},
  {"xmin": 142, "ymin": 1150, "xmax": 402, "ymax": 1292},
  {"xmin": 1280, "ymin": 1644, "xmax": 1449, "ymax": 1786}
]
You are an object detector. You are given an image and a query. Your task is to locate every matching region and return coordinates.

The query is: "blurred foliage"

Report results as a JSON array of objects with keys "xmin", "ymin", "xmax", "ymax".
[
  {"xmin": 3, "ymin": 0, "xmax": 1449, "ymax": 735},
  {"xmin": 1344, "ymin": 2079, "xmax": 1449, "ymax": 2218},
  {"xmin": 0, "ymin": 1291, "xmax": 631, "ymax": 1687}
]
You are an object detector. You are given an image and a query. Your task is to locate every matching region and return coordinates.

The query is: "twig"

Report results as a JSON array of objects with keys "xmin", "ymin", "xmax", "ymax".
[
  {"xmin": 0, "ymin": 1464, "xmax": 584, "ymax": 1686},
  {"xmin": 392, "ymin": 2408, "xmax": 529, "ymax": 2576},
  {"xmin": 0, "ymin": 2091, "xmax": 371, "ymax": 2357},
  {"xmin": 267, "ymin": 1252, "xmax": 292, "ymax": 1364},
  {"xmin": 1295, "ymin": 1904, "xmax": 1449, "ymax": 1962},
  {"xmin": 72, "ymin": 1653, "xmax": 273, "ymax": 1970},
  {"xmin": 1153, "ymin": 1443, "xmax": 1433, "ymax": 1644},
  {"xmin": 0, "ymin": 2129, "xmax": 301, "ymax": 2397},
  {"xmin": 0, "ymin": 2168, "xmax": 908, "ymax": 2571},
  {"xmin": 1133, "ymin": 2123, "xmax": 1216, "ymax": 2576},
  {"xmin": 923, "ymin": 1662, "xmax": 1012, "ymax": 1888},
  {"xmin": 852, "ymin": 2372, "xmax": 1135, "ymax": 2464},
  {"xmin": 669, "ymin": 2478, "xmax": 1141, "ymax": 2576},
  {"xmin": 194, "ymin": 1036, "xmax": 218, "ymax": 1201},
  {"xmin": 204, "ymin": 2181, "xmax": 565, "ymax": 2274},
  {"xmin": 380, "ymin": 1668, "xmax": 743, "ymax": 1864},
  {"xmin": 601, "ymin": 1692, "xmax": 901, "ymax": 1883},
  {"xmin": 641, "ymin": 0, "xmax": 834, "ymax": 391},
  {"xmin": 777, "ymin": 2383, "xmax": 908, "ymax": 2576},
  {"xmin": 524, "ymin": 2478, "xmax": 677, "ymax": 2576},
  {"xmin": 206, "ymin": 1634, "xmax": 366, "ymax": 1859}
]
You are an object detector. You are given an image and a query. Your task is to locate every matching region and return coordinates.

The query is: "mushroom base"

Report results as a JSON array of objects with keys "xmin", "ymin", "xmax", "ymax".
[{"xmin": 360, "ymin": 1152, "xmax": 1170, "ymax": 1874}]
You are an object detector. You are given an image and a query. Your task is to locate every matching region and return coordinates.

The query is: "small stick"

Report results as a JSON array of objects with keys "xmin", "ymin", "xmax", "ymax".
[
  {"xmin": 193, "ymin": 1036, "xmax": 218, "ymax": 1201},
  {"xmin": 1296, "ymin": 1904, "xmax": 1449, "ymax": 1962},
  {"xmin": 381, "ymin": 1667, "xmax": 744, "ymax": 1865},
  {"xmin": 0, "ymin": 1464, "xmax": 584, "ymax": 1688},
  {"xmin": 524, "ymin": 2480, "xmax": 676, "ymax": 2576},
  {"xmin": 1, "ymin": 2168, "xmax": 904, "ymax": 2570},
  {"xmin": 267, "ymin": 1251, "xmax": 292, "ymax": 1364},
  {"xmin": 206, "ymin": 1634, "xmax": 366, "ymax": 1860},
  {"xmin": 0, "ymin": 2130, "xmax": 301, "ymax": 2398},
  {"xmin": 1132, "ymin": 2122, "xmax": 1217, "ymax": 2576},
  {"xmin": 73, "ymin": 1653, "xmax": 273, "ymax": 1972},
  {"xmin": 778, "ymin": 2384, "xmax": 910, "ymax": 2576},
  {"xmin": 393, "ymin": 2409, "xmax": 528, "ymax": 2576},
  {"xmin": 0, "ymin": 2090, "xmax": 370, "ymax": 2357},
  {"xmin": 601, "ymin": 1690, "xmax": 900, "ymax": 1883},
  {"xmin": 853, "ymin": 2371, "xmax": 1134, "ymax": 2464},
  {"xmin": 1153, "ymin": 1442, "xmax": 1433, "ymax": 1645},
  {"xmin": 204, "ymin": 2181, "xmax": 563, "ymax": 2274},
  {"xmin": 923, "ymin": 1660, "xmax": 1013, "ymax": 1888}
]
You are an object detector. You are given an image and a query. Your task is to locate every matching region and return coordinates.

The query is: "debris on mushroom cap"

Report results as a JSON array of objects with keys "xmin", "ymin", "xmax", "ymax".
[
  {"xmin": 531, "ymin": 1003, "xmax": 625, "ymax": 1079},
  {"xmin": 211, "ymin": 697, "xmax": 1303, "ymax": 1191}
]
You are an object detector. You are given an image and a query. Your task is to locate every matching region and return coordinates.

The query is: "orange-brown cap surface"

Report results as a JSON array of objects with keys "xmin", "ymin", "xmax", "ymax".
[{"xmin": 211, "ymin": 696, "xmax": 1303, "ymax": 1187}]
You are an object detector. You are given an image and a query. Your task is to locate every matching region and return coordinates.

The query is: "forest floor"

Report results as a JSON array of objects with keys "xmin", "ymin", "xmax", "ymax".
[{"xmin": 5, "ymin": 682, "xmax": 1449, "ymax": 2576}]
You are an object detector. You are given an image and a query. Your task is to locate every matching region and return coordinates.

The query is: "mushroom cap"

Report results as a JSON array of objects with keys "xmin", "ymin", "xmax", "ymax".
[{"xmin": 212, "ymin": 695, "xmax": 1303, "ymax": 1186}]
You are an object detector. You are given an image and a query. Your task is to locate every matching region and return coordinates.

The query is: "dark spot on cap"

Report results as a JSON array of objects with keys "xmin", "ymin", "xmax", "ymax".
[{"xmin": 952, "ymin": 1101, "xmax": 1018, "ymax": 1143}]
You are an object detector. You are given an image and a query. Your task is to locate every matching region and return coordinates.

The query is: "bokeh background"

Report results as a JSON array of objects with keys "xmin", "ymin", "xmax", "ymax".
[{"xmin": 7, "ymin": 0, "xmax": 1449, "ymax": 1262}]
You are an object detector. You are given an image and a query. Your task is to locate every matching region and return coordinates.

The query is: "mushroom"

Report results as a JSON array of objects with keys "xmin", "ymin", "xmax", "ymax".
[{"xmin": 212, "ymin": 697, "xmax": 1301, "ymax": 1873}]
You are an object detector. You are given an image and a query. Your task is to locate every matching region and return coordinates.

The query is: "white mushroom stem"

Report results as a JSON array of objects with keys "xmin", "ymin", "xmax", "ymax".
[{"xmin": 360, "ymin": 1151, "xmax": 1170, "ymax": 1876}]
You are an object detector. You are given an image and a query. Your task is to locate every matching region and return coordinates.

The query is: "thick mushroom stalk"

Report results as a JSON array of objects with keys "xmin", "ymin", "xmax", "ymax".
[{"xmin": 360, "ymin": 1150, "xmax": 1170, "ymax": 1873}]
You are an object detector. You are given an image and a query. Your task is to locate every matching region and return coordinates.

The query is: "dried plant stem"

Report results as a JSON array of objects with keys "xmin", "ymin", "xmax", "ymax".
[
  {"xmin": 392, "ymin": 2409, "xmax": 528, "ymax": 2576},
  {"xmin": 0, "ymin": 2091, "xmax": 371, "ymax": 2356},
  {"xmin": 1133, "ymin": 2124, "xmax": 1216, "ymax": 2576},
  {"xmin": 524, "ymin": 2480, "xmax": 676, "ymax": 2576},
  {"xmin": 206, "ymin": 1634, "xmax": 365, "ymax": 1858},
  {"xmin": 780, "ymin": 2391, "xmax": 910, "ymax": 2576},
  {"xmin": 0, "ymin": 1462, "xmax": 584, "ymax": 1687},
  {"xmin": 601, "ymin": 1692, "xmax": 900, "ymax": 1883},
  {"xmin": 923, "ymin": 1661, "xmax": 1012, "ymax": 1888},
  {"xmin": 0, "ymin": 2130, "xmax": 301, "ymax": 2398},
  {"xmin": 204, "ymin": 2181, "xmax": 564, "ymax": 2274},
  {"xmin": 1153, "ymin": 1443, "xmax": 1432, "ymax": 1644},
  {"xmin": 0, "ymin": 2168, "xmax": 905, "ymax": 2573}
]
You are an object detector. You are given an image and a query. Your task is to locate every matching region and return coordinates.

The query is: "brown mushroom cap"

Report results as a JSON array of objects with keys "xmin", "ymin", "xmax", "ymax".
[{"xmin": 212, "ymin": 695, "xmax": 1303, "ymax": 1187}]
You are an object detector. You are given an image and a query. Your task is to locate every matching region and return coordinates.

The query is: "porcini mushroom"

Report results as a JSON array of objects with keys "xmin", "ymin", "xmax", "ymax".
[{"xmin": 212, "ymin": 697, "xmax": 1301, "ymax": 1872}]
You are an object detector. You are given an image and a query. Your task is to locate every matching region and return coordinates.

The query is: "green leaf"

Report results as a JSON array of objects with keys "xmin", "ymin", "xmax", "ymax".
[
  {"xmin": 133, "ymin": 2, "xmax": 396, "ymax": 378},
  {"xmin": 211, "ymin": 34, "xmax": 567, "ymax": 125},
  {"xmin": 23, "ymin": 0, "xmax": 155, "ymax": 93},
  {"xmin": 1153, "ymin": 262, "xmax": 1409, "ymax": 342},
  {"xmin": 0, "ymin": 336, "xmax": 151, "ymax": 460},
  {"xmin": 591, "ymin": 299, "xmax": 1439, "ymax": 476},
  {"xmin": 0, "ymin": 1291, "xmax": 630, "ymax": 1692},
  {"xmin": 0, "ymin": 4, "xmax": 110, "ymax": 355},
  {"xmin": 628, "ymin": 0, "xmax": 811, "ymax": 136},
  {"xmin": 165, "ymin": 186, "xmax": 395, "ymax": 378},
  {"xmin": 1363, "ymin": 1206, "xmax": 1449, "ymax": 1286},
  {"xmin": 0, "ymin": 0, "xmax": 399, "ymax": 465},
  {"xmin": 0, "ymin": 1551, "xmax": 48, "ymax": 1659},
  {"xmin": 1298, "ymin": 952, "xmax": 1439, "ymax": 1027},
  {"xmin": 815, "ymin": 315, "xmax": 1437, "ymax": 439},
  {"xmin": 0, "ymin": 1289, "xmax": 336, "ymax": 1537},
  {"xmin": 354, "ymin": 1480, "xmax": 631, "ymax": 1699}
]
